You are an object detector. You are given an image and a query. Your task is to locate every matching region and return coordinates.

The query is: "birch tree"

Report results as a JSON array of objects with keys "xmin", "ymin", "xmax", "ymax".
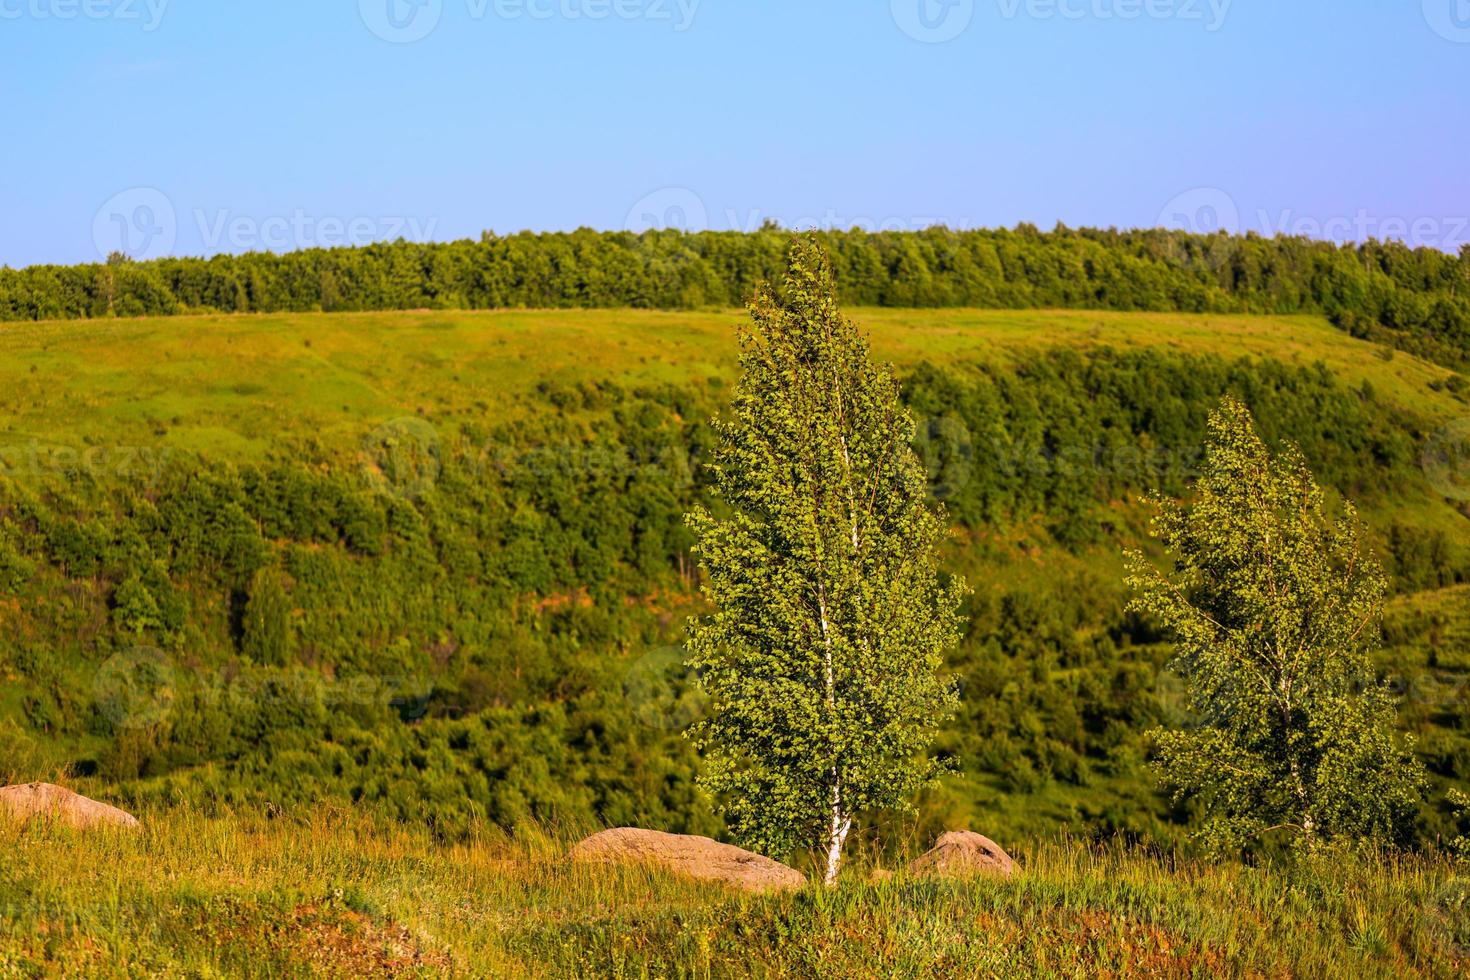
[
  {"xmin": 686, "ymin": 237, "xmax": 964, "ymax": 885},
  {"xmin": 1126, "ymin": 397, "xmax": 1422, "ymax": 852}
]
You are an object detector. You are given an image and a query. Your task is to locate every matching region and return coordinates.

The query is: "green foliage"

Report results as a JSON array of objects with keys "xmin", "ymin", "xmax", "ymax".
[
  {"xmin": 241, "ymin": 567, "xmax": 292, "ymax": 666},
  {"xmin": 110, "ymin": 575, "xmax": 164, "ymax": 636},
  {"xmin": 900, "ymin": 348, "xmax": 1435, "ymax": 538},
  {"xmin": 0, "ymin": 306, "xmax": 1464, "ymax": 853},
  {"xmin": 1447, "ymin": 788, "xmax": 1470, "ymax": 861},
  {"xmin": 1127, "ymin": 399, "xmax": 1425, "ymax": 852},
  {"xmin": 686, "ymin": 240, "xmax": 964, "ymax": 881},
  {"xmin": 3, "ymin": 226, "xmax": 1468, "ymax": 368},
  {"xmin": 118, "ymin": 691, "xmax": 715, "ymax": 841}
]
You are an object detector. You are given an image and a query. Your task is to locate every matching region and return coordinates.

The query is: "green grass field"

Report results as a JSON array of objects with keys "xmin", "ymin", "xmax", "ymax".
[
  {"xmin": 2, "ymin": 807, "xmax": 1467, "ymax": 978},
  {"xmin": 3, "ymin": 307, "xmax": 1463, "ymax": 463}
]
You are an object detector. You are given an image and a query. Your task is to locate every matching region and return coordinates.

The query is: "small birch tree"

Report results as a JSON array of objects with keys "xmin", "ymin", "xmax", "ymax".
[
  {"xmin": 1126, "ymin": 397, "xmax": 1422, "ymax": 852},
  {"xmin": 686, "ymin": 237, "xmax": 964, "ymax": 886}
]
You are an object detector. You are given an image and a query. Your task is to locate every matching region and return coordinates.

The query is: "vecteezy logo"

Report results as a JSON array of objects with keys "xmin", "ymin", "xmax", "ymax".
[
  {"xmin": 1156, "ymin": 187, "xmax": 1241, "ymax": 235},
  {"xmin": 360, "ymin": 0, "xmax": 442, "ymax": 43},
  {"xmin": 1423, "ymin": 418, "xmax": 1470, "ymax": 501},
  {"xmin": 94, "ymin": 646, "xmax": 180, "ymax": 730},
  {"xmin": 622, "ymin": 647, "xmax": 707, "ymax": 731},
  {"xmin": 891, "ymin": 0, "xmax": 974, "ymax": 43},
  {"xmin": 912, "ymin": 413, "xmax": 974, "ymax": 502},
  {"xmin": 1429, "ymin": 878, "xmax": 1470, "ymax": 954},
  {"xmin": 359, "ymin": 417, "xmax": 442, "ymax": 500},
  {"xmin": 93, "ymin": 188, "xmax": 177, "ymax": 261},
  {"xmin": 1154, "ymin": 668, "xmax": 1206, "ymax": 728},
  {"xmin": 624, "ymin": 187, "xmax": 709, "ymax": 235},
  {"xmin": 1424, "ymin": 0, "xmax": 1470, "ymax": 43}
]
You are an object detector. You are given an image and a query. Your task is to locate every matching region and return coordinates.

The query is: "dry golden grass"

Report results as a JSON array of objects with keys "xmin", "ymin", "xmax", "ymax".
[{"xmin": 2, "ymin": 805, "xmax": 1466, "ymax": 977}]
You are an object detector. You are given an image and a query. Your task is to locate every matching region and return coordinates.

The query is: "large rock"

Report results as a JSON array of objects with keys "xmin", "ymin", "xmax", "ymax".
[
  {"xmin": 0, "ymin": 782, "xmax": 140, "ymax": 830},
  {"xmin": 569, "ymin": 828, "xmax": 805, "ymax": 893},
  {"xmin": 909, "ymin": 831, "xmax": 1015, "ymax": 878}
]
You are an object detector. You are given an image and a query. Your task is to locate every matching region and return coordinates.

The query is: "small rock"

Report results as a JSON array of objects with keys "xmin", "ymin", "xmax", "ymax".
[
  {"xmin": 569, "ymin": 828, "xmax": 805, "ymax": 893},
  {"xmin": 0, "ymin": 783, "xmax": 140, "ymax": 830},
  {"xmin": 910, "ymin": 831, "xmax": 1015, "ymax": 878}
]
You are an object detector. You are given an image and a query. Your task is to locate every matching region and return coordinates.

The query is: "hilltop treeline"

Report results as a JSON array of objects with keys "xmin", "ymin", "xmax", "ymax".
[{"xmin": 3, "ymin": 225, "xmax": 1468, "ymax": 366}]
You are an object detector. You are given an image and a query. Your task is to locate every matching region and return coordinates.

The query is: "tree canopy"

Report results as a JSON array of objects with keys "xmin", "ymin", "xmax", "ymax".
[
  {"xmin": 686, "ymin": 238, "xmax": 964, "ymax": 883},
  {"xmin": 1127, "ymin": 398, "xmax": 1425, "ymax": 852}
]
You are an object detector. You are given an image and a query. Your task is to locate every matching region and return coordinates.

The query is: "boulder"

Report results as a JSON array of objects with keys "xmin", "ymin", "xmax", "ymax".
[
  {"xmin": 0, "ymin": 782, "xmax": 140, "ymax": 830},
  {"xmin": 909, "ymin": 831, "xmax": 1015, "ymax": 878},
  {"xmin": 569, "ymin": 828, "xmax": 805, "ymax": 893}
]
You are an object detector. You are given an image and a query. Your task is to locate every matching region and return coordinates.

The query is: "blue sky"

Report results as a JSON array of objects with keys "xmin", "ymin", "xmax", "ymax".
[{"xmin": 1, "ymin": 0, "xmax": 1466, "ymax": 266}]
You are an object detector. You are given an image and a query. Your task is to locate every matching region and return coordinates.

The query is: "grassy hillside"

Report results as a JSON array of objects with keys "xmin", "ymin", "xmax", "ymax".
[
  {"xmin": 1, "ymin": 307, "xmax": 1467, "ymax": 854},
  {"xmin": 2, "ymin": 809, "xmax": 1466, "ymax": 978},
  {"xmin": 6, "ymin": 227, "xmax": 1468, "ymax": 376},
  {"xmin": 2, "ymin": 307, "xmax": 1462, "ymax": 456}
]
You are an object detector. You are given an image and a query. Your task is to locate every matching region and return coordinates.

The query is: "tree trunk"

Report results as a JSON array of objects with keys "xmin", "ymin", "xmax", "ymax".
[
  {"xmin": 1281, "ymin": 684, "xmax": 1316, "ymax": 848},
  {"xmin": 824, "ymin": 777, "xmax": 852, "ymax": 887},
  {"xmin": 816, "ymin": 584, "xmax": 850, "ymax": 885}
]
